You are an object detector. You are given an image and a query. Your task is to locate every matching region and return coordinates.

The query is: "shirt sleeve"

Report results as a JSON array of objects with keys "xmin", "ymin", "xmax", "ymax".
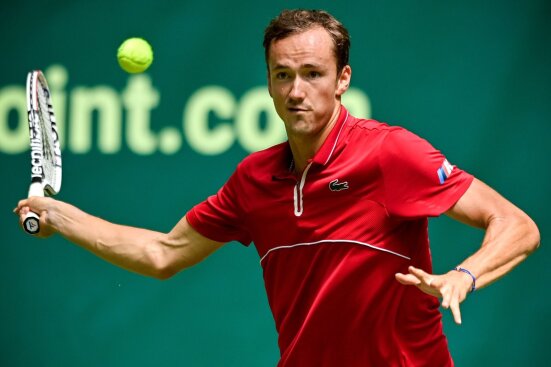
[
  {"xmin": 379, "ymin": 127, "xmax": 474, "ymax": 218},
  {"xmin": 186, "ymin": 163, "xmax": 252, "ymax": 246}
]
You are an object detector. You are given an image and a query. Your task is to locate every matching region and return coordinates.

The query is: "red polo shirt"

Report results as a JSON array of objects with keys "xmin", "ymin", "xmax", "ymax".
[{"xmin": 187, "ymin": 106, "xmax": 473, "ymax": 366}]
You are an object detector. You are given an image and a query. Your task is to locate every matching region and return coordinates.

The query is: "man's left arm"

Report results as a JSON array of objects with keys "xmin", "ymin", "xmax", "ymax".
[{"xmin": 396, "ymin": 178, "xmax": 540, "ymax": 324}]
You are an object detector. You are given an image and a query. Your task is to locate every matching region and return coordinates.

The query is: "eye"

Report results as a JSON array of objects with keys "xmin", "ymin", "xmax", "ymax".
[
  {"xmin": 275, "ymin": 72, "xmax": 289, "ymax": 80},
  {"xmin": 308, "ymin": 71, "xmax": 321, "ymax": 79}
]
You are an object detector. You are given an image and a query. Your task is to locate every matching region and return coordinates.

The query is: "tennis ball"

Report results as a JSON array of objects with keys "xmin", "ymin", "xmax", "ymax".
[{"xmin": 117, "ymin": 37, "xmax": 153, "ymax": 73}]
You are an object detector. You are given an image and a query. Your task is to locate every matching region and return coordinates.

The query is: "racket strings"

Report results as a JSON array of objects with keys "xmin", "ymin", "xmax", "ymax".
[{"xmin": 36, "ymin": 81, "xmax": 57, "ymax": 186}]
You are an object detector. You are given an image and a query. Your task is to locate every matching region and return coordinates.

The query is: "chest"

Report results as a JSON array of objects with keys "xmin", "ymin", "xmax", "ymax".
[{"xmin": 243, "ymin": 153, "xmax": 394, "ymax": 256}]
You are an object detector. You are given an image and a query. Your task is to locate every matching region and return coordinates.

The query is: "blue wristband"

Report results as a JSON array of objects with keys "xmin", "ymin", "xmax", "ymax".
[{"xmin": 454, "ymin": 266, "xmax": 476, "ymax": 293}]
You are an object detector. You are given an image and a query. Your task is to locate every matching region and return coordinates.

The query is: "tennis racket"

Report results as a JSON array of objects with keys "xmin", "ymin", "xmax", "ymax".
[{"xmin": 23, "ymin": 70, "xmax": 62, "ymax": 235}]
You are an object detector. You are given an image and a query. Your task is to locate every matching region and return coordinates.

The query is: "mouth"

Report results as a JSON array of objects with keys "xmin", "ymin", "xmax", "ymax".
[{"xmin": 287, "ymin": 106, "xmax": 309, "ymax": 113}]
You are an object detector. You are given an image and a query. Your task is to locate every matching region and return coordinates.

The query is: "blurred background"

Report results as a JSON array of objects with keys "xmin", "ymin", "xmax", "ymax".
[{"xmin": 1, "ymin": 0, "xmax": 549, "ymax": 366}]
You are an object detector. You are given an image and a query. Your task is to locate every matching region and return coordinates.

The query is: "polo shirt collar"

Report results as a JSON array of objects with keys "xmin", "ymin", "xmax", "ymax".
[
  {"xmin": 274, "ymin": 105, "xmax": 350, "ymax": 179},
  {"xmin": 310, "ymin": 105, "xmax": 349, "ymax": 166}
]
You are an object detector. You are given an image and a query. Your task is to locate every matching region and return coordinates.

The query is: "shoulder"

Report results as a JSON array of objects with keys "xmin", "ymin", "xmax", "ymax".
[
  {"xmin": 240, "ymin": 141, "xmax": 287, "ymax": 166},
  {"xmin": 233, "ymin": 141, "xmax": 288, "ymax": 178},
  {"xmin": 346, "ymin": 115, "xmax": 411, "ymax": 139},
  {"xmin": 382, "ymin": 126, "xmax": 439, "ymax": 159},
  {"xmin": 345, "ymin": 115, "xmax": 421, "ymax": 149},
  {"xmin": 348, "ymin": 115, "xmax": 389, "ymax": 131},
  {"xmin": 349, "ymin": 114, "xmax": 431, "ymax": 148},
  {"xmin": 343, "ymin": 114, "xmax": 439, "ymax": 165}
]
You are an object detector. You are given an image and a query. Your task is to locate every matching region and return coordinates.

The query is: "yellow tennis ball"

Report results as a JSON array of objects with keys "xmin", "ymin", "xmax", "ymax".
[{"xmin": 117, "ymin": 37, "xmax": 153, "ymax": 73}]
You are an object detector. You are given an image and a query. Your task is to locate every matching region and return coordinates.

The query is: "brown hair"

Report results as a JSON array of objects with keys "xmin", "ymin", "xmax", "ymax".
[{"xmin": 263, "ymin": 9, "xmax": 351, "ymax": 73}]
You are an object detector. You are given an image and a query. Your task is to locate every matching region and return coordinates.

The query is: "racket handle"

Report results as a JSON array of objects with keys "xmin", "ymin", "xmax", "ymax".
[
  {"xmin": 23, "ymin": 211, "xmax": 41, "ymax": 234},
  {"xmin": 25, "ymin": 182, "xmax": 44, "ymax": 235},
  {"xmin": 28, "ymin": 182, "xmax": 44, "ymax": 197}
]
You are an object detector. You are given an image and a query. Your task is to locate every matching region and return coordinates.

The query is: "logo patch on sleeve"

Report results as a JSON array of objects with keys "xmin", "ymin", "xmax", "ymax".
[{"xmin": 437, "ymin": 159, "xmax": 454, "ymax": 184}]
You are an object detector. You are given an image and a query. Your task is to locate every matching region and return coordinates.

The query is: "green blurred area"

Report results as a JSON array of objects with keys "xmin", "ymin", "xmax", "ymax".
[{"xmin": 1, "ymin": 1, "xmax": 549, "ymax": 366}]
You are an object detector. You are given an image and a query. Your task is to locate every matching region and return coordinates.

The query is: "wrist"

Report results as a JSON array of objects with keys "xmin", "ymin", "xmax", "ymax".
[{"xmin": 454, "ymin": 266, "xmax": 477, "ymax": 293}]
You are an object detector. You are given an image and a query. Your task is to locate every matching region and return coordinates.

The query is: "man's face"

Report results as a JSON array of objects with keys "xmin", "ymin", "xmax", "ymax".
[{"xmin": 267, "ymin": 27, "xmax": 351, "ymax": 139}]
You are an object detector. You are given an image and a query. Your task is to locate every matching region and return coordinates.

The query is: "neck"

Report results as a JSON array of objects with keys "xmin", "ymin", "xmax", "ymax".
[
  {"xmin": 288, "ymin": 107, "xmax": 341, "ymax": 173},
  {"xmin": 288, "ymin": 139, "xmax": 315, "ymax": 173}
]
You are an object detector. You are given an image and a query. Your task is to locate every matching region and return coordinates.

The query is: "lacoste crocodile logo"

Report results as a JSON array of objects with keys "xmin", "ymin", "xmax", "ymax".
[{"xmin": 329, "ymin": 179, "xmax": 349, "ymax": 192}]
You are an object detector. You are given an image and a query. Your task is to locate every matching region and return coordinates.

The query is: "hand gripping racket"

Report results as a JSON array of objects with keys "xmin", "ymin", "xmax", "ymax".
[{"xmin": 23, "ymin": 70, "xmax": 62, "ymax": 234}]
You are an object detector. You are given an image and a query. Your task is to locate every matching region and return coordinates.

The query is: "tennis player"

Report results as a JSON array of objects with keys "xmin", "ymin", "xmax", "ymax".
[{"xmin": 15, "ymin": 9, "xmax": 539, "ymax": 366}]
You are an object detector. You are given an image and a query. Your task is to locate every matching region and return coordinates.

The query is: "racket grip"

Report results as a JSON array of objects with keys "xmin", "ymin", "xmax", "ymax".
[
  {"xmin": 25, "ymin": 182, "xmax": 44, "ymax": 235},
  {"xmin": 28, "ymin": 182, "xmax": 44, "ymax": 197},
  {"xmin": 23, "ymin": 211, "xmax": 41, "ymax": 235}
]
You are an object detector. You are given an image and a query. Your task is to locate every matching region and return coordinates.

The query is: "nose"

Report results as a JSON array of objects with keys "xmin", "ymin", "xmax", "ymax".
[{"xmin": 288, "ymin": 76, "xmax": 306, "ymax": 101}]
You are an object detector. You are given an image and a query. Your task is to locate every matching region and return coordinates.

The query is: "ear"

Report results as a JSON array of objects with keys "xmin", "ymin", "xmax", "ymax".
[{"xmin": 336, "ymin": 65, "xmax": 352, "ymax": 97}]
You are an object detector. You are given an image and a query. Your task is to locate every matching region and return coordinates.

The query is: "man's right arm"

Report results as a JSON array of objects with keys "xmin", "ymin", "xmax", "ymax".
[{"xmin": 15, "ymin": 197, "xmax": 225, "ymax": 279}]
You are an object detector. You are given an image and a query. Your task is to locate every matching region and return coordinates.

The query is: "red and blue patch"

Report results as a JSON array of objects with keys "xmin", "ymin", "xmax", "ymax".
[{"xmin": 437, "ymin": 159, "xmax": 454, "ymax": 184}]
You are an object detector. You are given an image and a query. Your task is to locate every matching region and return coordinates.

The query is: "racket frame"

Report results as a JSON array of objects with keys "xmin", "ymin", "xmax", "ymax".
[{"xmin": 23, "ymin": 70, "xmax": 62, "ymax": 235}]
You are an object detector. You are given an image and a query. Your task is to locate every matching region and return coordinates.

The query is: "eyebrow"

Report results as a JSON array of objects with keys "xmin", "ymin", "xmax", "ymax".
[{"xmin": 271, "ymin": 63, "xmax": 324, "ymax": 71}]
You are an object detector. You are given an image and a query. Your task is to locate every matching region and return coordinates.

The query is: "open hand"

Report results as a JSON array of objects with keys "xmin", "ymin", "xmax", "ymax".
[{"xmin": 395, "ymin": 266, "xmax": 474, "ymax": 324}]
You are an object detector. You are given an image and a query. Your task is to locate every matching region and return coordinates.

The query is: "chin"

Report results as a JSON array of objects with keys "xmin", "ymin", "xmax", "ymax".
[{"xmin": 287, "ymin": 122, "xmax": 319, "ymax": 136}]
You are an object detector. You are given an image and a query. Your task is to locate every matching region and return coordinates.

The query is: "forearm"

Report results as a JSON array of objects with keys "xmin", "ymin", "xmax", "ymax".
[
  {"xmin": 456, "ymin": 213, "xmax": 540, "ymax": 289},
  {"xmin": 48, "ymin": 201, "xmax": 176, "ymax": 278},
  {"xmin": 399, "ymin": 179, "xmax": 540, "ymax": 324}
]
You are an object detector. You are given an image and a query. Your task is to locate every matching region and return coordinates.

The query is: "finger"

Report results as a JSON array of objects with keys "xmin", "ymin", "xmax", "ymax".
[
  {"xmin": 395, "ymin": 273, "xmax": 421, "ymax": 286},
  {"xmin": 449, "ymin": 294, "xmax": 462, "ymax": 325},
  {"xmin": 15, "ymin": 199, "xmax": 30, "ymax": 214},
  {"xmin": 408, "ymin": 266, "xmax": 433, "ymax": 285},
  {"xmin": 17, "ymin": 206, "xmax": 30, "ymax": 230},
  {"xmin": 18, "ymin": 206, "xmax": 30, "ymax": 226},
  {"xmin": 18, "ymin": 206, "xmax": 30, "ymax": 218},
  {"xmin": 408, "ymin": 266, "xmax": 428, "ymax": 278},
  {"xmin": 441, "ymin": 290, "xmax": 450, "ymax": 309}
]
